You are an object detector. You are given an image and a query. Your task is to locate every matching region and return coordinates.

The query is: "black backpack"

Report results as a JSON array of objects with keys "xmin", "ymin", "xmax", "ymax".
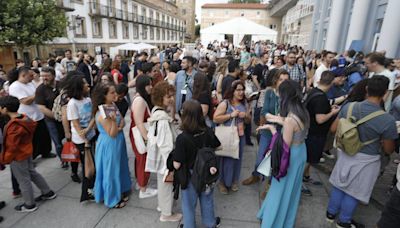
[{"xmin": 191, "ymin": 133, "xmax": 219, "ymax": 193}]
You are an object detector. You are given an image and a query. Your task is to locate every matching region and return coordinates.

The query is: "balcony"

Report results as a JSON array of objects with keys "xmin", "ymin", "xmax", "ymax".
[
  {"xmin": 56, "ymin": 0, "xmax": 74, "ymax": 11},
  {"xmin": 89, "ymin": 2, "xmax": 109, "ymax": 17},
  {"xmin": 127, "ymin": 13, "xmax": 137, "ymax": 22}
]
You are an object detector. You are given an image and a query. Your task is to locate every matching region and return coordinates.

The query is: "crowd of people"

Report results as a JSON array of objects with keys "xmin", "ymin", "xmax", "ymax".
[{"xmin": 0, "ymin": 40, "xmax": 400, "ymax": 228}]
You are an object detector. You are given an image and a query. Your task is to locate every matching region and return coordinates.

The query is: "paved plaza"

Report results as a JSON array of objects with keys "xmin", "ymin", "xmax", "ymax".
[{"xmin": 0, "ymin": 111, "xmax": 393, "ymax": 228}]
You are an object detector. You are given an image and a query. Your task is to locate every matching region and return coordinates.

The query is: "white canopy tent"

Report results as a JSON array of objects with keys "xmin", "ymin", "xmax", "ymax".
[
  {"xmin": 110, "ymin": 42, "xmax": 158, "ymax": 58},
  {"xmin": 200, "ymin": 17, "xmax": 277, "ymax": 46}
]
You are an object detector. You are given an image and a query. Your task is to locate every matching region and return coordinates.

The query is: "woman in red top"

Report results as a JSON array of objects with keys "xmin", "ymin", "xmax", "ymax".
[
  {"xmin": 129, "ymin": 75, "xmax": 157, "ymax": 199},
  {"xmin": 111, "ymin": 60, "xmax": 123, "ymax": 85}
]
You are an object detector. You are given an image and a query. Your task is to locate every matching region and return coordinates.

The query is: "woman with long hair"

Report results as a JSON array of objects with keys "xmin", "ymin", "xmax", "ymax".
[
  {"xmin": 242, "ymin": 69, "xmax": 289, "ymax": 191},
  {"xmin": 129, "ymin": 75, "xmax": 157, "ymax": 199},
  {"xmin": 99, "ymin": 58, "xmax": 112, "ymax": 76},
  {"xmin": 257, "ymin": 80, "xmax": 310, "ymax": 228},
  {"xmin": 66, "ymin": 75, "xmax": 96, "ymax": 202},
  {"xmin": 173, "ymin": 100, "xmax": 221, "ymax": 228},
  {"xmin": 214, "ymin": 80, "xmax": 251, "ymax": 194},
  {"xmin": 215, "ymin": 59, "xmax": 229, "ymax": 101},
  {"xmin": 111, "ymin": 60, "xmax": 123, "ymax": 85},
  {"xmin": 91, "ymin": 83, "xmax": 131, "ymax": 208},
  {"xmin": 192, "ymin": 72, "xmax": 213, "ymax": 127},
  {"xmin": 95, "ymin": 72, "xmax": 113, "ymax": 86},
  {"xmin": 145, "ymin": 81, "xmax": 182, "ymax": 222}
]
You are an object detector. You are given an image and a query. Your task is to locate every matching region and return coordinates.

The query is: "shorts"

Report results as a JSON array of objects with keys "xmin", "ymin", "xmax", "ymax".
[
  {"xmin": 377, "ymin": 188, "xmax": 400, "ymax": 228},
  {"xmin": 305, "ymin": 134, "xmax": 326, "ymax": 164}
]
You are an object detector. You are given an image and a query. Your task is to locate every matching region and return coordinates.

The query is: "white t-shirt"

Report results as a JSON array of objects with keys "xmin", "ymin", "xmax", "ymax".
[
  {"xmin": 9, "ymin": 81, "xmax": 44, "ymax": 121},
  {"xmin": 370, "ymin": 69, "xmax": 396, "ymax": 111},
  {"xmin": 369, "ymin": 69, "xmax": 396, "ymax": 90},
  {"xmin": 67, "ymin": 97, "xmax": 95, "ymax": 144},
  {"xmin": 313, "ymin": 63, "xmax": 329, "ymax": 88}
]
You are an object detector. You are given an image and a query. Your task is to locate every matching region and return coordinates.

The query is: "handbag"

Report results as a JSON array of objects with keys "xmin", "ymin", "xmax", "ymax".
[
  {"xmin": 61, "ymin": 142, "xmax": 80, "ymax": 163},
  {"xmin": 131, "ymin": 123, "xmax": 149, "ymax": 154},
  {"xmin": 214, "ymin": 118, "xmax": 240, "ymax": 159},
  {"xmin": 257, "ymin": 150, "xmax": 271, "ymax": 177},
  {"xmin": 84, "ymin": 146, "xmax": 95, "ymax": 179}
]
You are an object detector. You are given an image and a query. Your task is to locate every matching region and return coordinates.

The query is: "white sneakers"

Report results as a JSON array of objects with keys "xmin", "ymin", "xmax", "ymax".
[
  {"xmin": 160, "ymin": 213, "xmax": 183, "ymax": 222},
  {"xmin": 138, "ymin": 188, "xmax": 158, "ymax": 199}
]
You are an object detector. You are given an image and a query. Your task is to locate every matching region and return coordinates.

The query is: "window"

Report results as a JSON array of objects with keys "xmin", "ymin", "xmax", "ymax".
[
  {"xmin": 142, "ymin": 7, "xmax": 146, "ymax": 17},
  {"xmin": 74, "ymin": 17, "xmax": 86, "ymax": 37},
  {"xmin": 162, "ymin": 29, "xmax": 165, "ymax": 40},
  {"xmin": 150, "ymin": 27, "xmax": 154, "ymax": 40},
  {"xmin": 133, "ymin": 4, "xmax": 138, "ymax": 14},
  {"xmin": 327, "ymin": 0, "xmax": 332, "ymax": 17},
  {"xmin": 133, "ymin": 25, "xmax": 139, "ymax": 39},
  {"xmin": 257, "ymin": 11, "xmax": 260, "ymax": 15},
  {"xmin": 109, "ymin": 21, "xmax": 117, "ymax": 38},
  {"xmin": 241, "ymin": 11, "xmax": 244, "ymax": 17},
  {"xmin": 92, "ymin": 19, "xmax": 102, "ymax": 37},
  {"xmin": 123, "ymin": 23, "xmax": 129, "ymax": 39},
  {"xmin": 322, "ymin": 28, "xmax": 327, "ymax": 49},
  {"xmin": 156, "ymin": 28, "xmax": 160, "ymax": 40},
  {"xmin": 182, "ymin": 9, "xmax": 186, "ymax": 15},
  {"xmin": 142, "ymin": 25, "xmax": 147, "ymax": 39},
  {"xmin": 211, "ymin": 22, "xmax": 214, "ymax": 26}
]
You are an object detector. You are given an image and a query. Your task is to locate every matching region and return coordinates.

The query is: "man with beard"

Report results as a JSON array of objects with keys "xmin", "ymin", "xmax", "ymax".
[
  {"xmin": 9, "ymin": 67, "xmax": 54, "ymax": 159},
  {"xmin": 35, "ymin": 67, "xmax": 67, "ymax": 168},
  {"xmin": 77, "ymin": 54, "xmax": 94, "ymax": 88},
  {"xmin": 175, "ymin": 56, "xmax": 197, "ymax": 114}
]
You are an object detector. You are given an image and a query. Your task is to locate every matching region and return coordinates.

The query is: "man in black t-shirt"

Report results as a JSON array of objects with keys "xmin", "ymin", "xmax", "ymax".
[
  {"xmin": 303, "ymin": 71, "xmax": 339, "ymax": 195},
  {"xmin": 221, "ymin": 60, "xmax": 240, "ymax": 97},
  {"xmin": 35, "ymin": 67, "xmax": 66, "ymax": 168},
  {"xmin": 253, "ymin": 52, "xmax": 269, "ymax": 90}
]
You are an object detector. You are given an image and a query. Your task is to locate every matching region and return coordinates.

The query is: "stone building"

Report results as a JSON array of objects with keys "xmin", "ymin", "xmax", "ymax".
[
  {"xmin": 201, "ymin": 3, "xmax": 281, "ymax": 39},
  {"xmin": 4, "ymin": 0, "xmax": 186, "ymax": 63}
]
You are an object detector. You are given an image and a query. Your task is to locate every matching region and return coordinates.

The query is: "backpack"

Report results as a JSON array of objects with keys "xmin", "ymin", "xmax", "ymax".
[
  {"xmin": 52, "ymin": 90, "xmax": 65, "ymax": 122},
  {"xmin": 191, "ymin": 132, "xmax": 219, "ymax": 193},
  {"xmin": 302, "ymin": 90, "xmax": 324, "ymax": 107},
  {"xmin": 335, "ymin": 102, "xmax": 385, "ymax": 156}
]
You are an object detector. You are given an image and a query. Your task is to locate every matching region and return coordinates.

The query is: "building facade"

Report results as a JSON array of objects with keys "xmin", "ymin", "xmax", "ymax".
[
  {"xmin": 201, "ymin": 3, "xmax": 281, "ymax": 38},
  {"xmin": 176, "ymin": 0, "xmax": 196, "ymax": 42},
  {"xmin": 310, "ymin": 0, "xmax": 400, "ymax": 58},
  {"xmin": 10, "ymin": 0, "xmax": 186, "ymax": 61},
  {"xmin": 280, "ymin": 0, "xmax": 314, "ymax": 49}
]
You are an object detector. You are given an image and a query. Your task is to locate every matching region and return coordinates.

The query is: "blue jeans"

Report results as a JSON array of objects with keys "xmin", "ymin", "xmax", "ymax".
[
  {"xmin": 44, "ymin": 119, "xmax": 63, "ymax": 159},
  {"xmin": 327, "ymin": 187, "xmax": 359, "ymax": 223},
  {"xmin": 252, "ymin": 133, "xmax": 272, "ymax": 177},
  {"xmin": 181, "ymin": 181, "xmax": 216, "ymax": 228}
]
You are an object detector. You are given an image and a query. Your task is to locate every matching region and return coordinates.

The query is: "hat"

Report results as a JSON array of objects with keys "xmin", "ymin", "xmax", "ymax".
[{"xmin": 330, "ymin": 66, "xmax": 345, "ymax": 77}]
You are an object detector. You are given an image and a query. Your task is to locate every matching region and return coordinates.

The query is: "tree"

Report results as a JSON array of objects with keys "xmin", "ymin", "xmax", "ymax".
[
  {"xmin": 0, "ymin": 0, "xmax": 68, "ymax": 58},
  {"xmin": 228, "ymin": 0, "xmax": 262, "ymax": 3}
]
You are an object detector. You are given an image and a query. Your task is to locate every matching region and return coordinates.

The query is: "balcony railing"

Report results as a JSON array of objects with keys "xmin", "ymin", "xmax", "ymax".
[
  {"xmin": 88, "ymin": 2, "xmax": 182, "ymax": 30},
  {"xmin": 56, "ymin": 0, "xmax": 74, "ymax": 11}
]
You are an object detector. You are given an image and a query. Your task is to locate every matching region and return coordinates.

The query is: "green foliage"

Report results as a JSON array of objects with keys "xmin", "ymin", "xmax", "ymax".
[
  {"xmin": 0, "ymin": 0, "xmax": 68, "ymax": 50},
  {"xmin": 228, "ymin": 0, "xmax": 262, "ymax": 3}
]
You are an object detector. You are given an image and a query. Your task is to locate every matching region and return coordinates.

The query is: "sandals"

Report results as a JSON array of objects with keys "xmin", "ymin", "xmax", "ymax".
[
  {"xmin": 113, "ymin": 200, "xmax": 127, "ymax": 209},
  {"xmin": 122, "ymin": 196, "xmax": 129, "ymax": 203}
]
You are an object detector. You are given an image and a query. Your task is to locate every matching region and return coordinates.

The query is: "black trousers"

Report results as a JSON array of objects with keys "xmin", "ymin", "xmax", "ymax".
[
  {"xmin": 32, "ymin": 119, "xmax": 52, "ymax": 159},
  {"xmin": 72, "ymin": 142, "xmax": 95, "ymax": 202}
]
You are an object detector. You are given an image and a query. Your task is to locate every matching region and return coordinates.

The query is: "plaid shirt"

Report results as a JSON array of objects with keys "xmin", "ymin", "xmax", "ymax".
[{"xmin": 283, "ymin": 64, "xmax": 306, "ymax": 83}]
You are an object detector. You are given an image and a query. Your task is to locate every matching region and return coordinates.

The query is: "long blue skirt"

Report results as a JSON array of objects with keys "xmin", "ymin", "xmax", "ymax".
[
  {"xmin": 257, "ymin": 143, "xmax": 307, "ymax": 228},
  {"xmin": 94, "ymin": 131, "xmax": 132, "ymax": 208}
]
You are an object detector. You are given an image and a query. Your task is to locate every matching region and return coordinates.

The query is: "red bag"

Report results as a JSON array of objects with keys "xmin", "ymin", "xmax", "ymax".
[{"xmin": 61, "ymin": 142, "xmax": 81, "ymax": 163}]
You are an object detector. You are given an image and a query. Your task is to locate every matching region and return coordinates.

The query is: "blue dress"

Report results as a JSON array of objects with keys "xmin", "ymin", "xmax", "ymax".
[
  {"xmin": 257, "ymin": 126, "xmax": 307, "ymax": 228},
  {"xmin": 219, "ymin": 100, "xmax": 246, "ymax": 188},
  {"xmin": 94, "ymin": 111, "xmax": 132, "ymax": 208}
]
